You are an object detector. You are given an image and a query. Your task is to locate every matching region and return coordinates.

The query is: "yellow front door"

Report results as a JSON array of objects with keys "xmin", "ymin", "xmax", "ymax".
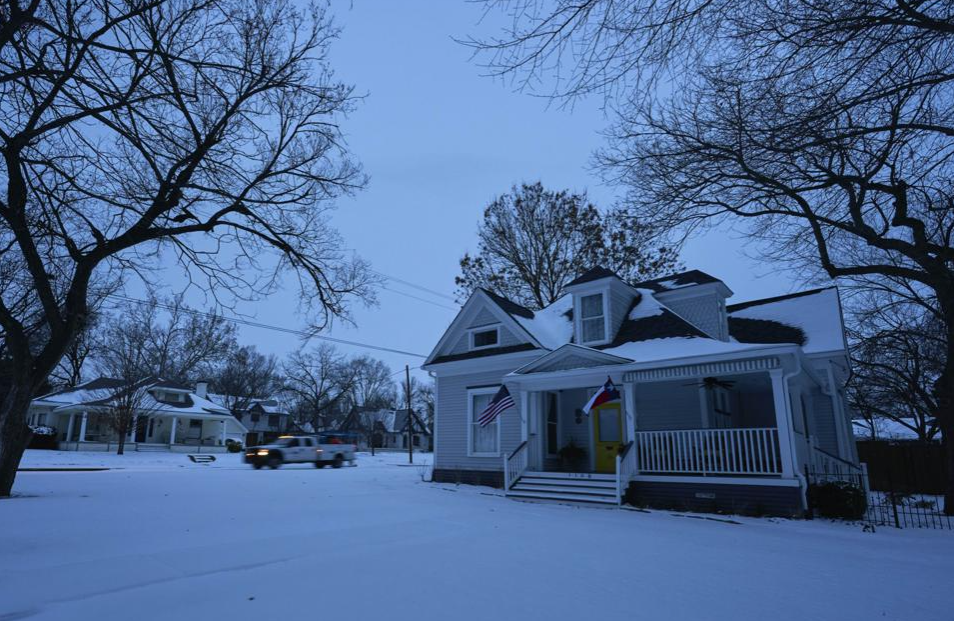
[{"xmin": 593, "ymin": 403, "xmax": 623, "ymax": 474}]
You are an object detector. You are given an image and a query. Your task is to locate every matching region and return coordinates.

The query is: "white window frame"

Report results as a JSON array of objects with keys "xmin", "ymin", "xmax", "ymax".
[
  {"xmin": 468, "ymin": 324, "xmax": 501, "ymax": 351},
  {"xmin": 575, "ymin": 289, "xmax": 611, "ymax": 346},
  {"xmin": 466, "ymin": 386, "xmax": 503, "ymax": 457}
]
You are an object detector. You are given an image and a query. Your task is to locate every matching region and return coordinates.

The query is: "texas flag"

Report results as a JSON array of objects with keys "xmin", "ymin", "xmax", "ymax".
[{"xmin": 582, "ymin": 377, "xmax": 621, "ymax": 415}]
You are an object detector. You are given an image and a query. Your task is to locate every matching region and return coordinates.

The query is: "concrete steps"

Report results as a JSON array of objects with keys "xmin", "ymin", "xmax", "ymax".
[
  {"xmin": 508, "ymin": 471, "xmax": 618, "ymax": 505},
  {"xmin": 136, "ymin": 444, "xmax": 168, "ymax": 452}
]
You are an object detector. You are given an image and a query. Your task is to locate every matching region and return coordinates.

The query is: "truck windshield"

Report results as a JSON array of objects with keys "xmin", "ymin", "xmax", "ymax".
[{"xmin": 275, "ymin": 438, "xmax": 298, "ymax": 447}]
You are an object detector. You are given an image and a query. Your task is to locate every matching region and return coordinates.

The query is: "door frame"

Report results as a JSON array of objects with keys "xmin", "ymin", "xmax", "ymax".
[{"xmin": 591, "ymin": 402, "xmax": 623, "ymax": 474}]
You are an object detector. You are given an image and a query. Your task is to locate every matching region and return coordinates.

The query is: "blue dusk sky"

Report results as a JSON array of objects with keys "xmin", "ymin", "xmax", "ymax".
[{"xmin": 143, "ymin": 1, "xmax": 820, "ymax": 380}]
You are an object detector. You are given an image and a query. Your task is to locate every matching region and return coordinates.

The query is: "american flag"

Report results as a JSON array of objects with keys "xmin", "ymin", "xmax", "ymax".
[{"xmin": 477, "ymin": 385, "xmax": 515, "ymax": 427}]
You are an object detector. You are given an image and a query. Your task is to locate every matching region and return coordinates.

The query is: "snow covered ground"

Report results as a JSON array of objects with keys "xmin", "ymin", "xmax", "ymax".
[{"xmin": 2, "ymin": 450, "xmax": 952, "ymax": 621}]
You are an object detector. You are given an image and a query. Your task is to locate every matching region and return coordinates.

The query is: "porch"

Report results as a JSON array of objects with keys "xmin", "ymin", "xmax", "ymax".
[
  {"xmin": 501, "ymin": 354, "xmax": 857, "ymax": 510},
  {"xmin": 50, "ymin": 410, "xmax": 243, "ymax": 452}
]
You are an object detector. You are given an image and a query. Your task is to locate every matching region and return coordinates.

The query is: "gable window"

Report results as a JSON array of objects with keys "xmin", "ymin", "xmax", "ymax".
[
  {"xmin": 470, "ymin": 326, "xmax": 500, "ymax": 350},
  {"xmin": 268, "ymin": 414, "xmax": 279, "ymax": 427},
  {"xmin": 580, "ymin": 293, "xmax": 606, "ymax": 343},
  {"xmin": 467, "ymin": 388, "xmax": 501, "ymax": 456}
]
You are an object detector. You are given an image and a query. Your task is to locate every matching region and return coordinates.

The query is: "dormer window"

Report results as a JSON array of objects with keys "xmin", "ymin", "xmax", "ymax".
[
  {"xmin": 580, "ymin": 293, "xmax": 607, "ymax": 343},
  {"xmin": 470, "ymin": 326, "xmax": 500, "ymax": 350}
]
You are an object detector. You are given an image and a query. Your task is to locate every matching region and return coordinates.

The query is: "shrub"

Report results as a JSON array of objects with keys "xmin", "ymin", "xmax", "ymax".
[
  {"xmin": 809, "ymin": 480, "xmax": 867, "ymax": 520},
  {"xmin": 225, "ymin": 439, "xmax": 244, "ymax": 453},
  {"xmin": 28, "ymin": 425, "xmax": 59, "ymax": 450}
]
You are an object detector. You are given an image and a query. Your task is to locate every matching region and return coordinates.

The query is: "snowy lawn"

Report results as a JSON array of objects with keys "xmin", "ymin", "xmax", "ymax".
[{"xmin": 2, "ymin": 450, "xmax": 952, "ymax": 621}]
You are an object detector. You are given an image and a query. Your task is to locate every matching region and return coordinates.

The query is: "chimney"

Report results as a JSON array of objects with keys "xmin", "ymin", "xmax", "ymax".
[{"xmin": 195, "ymin": 381, "xmax": 208, "ymax": 399}]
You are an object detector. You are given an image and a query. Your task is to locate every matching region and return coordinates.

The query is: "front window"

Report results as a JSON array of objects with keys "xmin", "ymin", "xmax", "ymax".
[
  {"xmin": 469, "ymin": 391, "xmax": 499, "ymax": 455},
  {"xmin": 580, "ymin": 293, "xmax": 606, "ymax": 342},
  {"xmin": 268, "ymin": 414, "xmax": 279, "ymax": 427}
]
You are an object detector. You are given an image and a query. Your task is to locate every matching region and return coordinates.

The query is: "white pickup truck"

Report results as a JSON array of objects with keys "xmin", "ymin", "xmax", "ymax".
[{"xmin": 244, "ymin": 435, "xmax": 356, "ymax": 470}]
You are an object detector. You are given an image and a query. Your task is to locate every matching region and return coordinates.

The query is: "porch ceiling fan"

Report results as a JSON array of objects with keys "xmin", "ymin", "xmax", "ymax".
[{"xmin": 683, "ymin": 376, "xmax": 736, "ymax": 391}]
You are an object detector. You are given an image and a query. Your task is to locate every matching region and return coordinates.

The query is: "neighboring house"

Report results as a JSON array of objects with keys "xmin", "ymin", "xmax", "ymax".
[
  {"xmin": 28, "ymin": 378, "xmax": 247, "ymax": 453},
  {"xmin": 423, "ymin": 267, "xmax": 861, "ymax": 515},
  {"xmin": 218, "ymin": 396, "xmax": 299, "ymax": 447},
  {"xmin": 340, "ymin": 407, "xmax": 432, "ymax": 451}
]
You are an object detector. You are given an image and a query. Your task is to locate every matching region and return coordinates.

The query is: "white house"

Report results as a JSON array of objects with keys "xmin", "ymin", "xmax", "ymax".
[
  {"xmin": 28, "ymin": 377, "xmax": 247, "ymax": 453},
  {"xmin": 423, "ymin": 267, "xmax": 861, "ymax": 515}
]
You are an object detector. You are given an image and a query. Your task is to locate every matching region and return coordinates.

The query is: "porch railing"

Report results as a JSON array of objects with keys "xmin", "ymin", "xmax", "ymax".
[
  {"xmin": 809, "ymin": 439, "xmax": 860, "ymax": 478},
  {"xmin": 635, "ymin": 428, "xmax": 782, "ymax": 476},
  {"xmin": 503, "ymin": 441, "xmax": 529, "ymax": 492},
  {"xmin": 615, "ymin": 441, "xmax": 636, "ymax": 505}
]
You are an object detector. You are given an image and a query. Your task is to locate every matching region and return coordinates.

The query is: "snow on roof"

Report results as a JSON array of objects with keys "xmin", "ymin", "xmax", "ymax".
[
  {"xmin": 513, "ymin": 294, "xmax": 574, "ymax": 350},
  {"xmin": 632, "ymin": 269, "xmax": 724, "ymax": 292},
  {"xmin": 603, "ymin": 336, "xmax": 775, "ymax": 365},
  {"xmin": 728, "ymin": 287, "xmax": 845, "ymax": 355},
  {"xmin": 34, "ymin": 377, "xmax": 230, "ymax": 417}
]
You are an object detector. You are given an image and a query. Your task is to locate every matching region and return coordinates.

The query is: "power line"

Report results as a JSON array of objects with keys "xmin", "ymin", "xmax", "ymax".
[
  {"xmin": 380, "ymin": 285, "xmax": 459, "ymax": 311},
  {"xmin": 104, "ymin": 294, "xmax": 428, "ymax": 358},
  {"xmin": 372, "ymin": 269, "xmax": 457, "ymax": 302}
]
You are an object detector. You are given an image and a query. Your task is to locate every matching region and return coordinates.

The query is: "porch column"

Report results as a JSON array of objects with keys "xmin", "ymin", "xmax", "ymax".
[
  {"xmin": 78, "ymin": 411, "xmax": 88, "ymax": 442},
  {"xmin": 769, "ymin": 369, "xmax": 796, "ymax": 478},
  {"xmin": 220, "ymin": 419, "xmax": 227, "ymax": 445},
  {"xmin": 65, "ymin": 413, "xmax": 76, "ymax": 442},
  {"xmin": 129, "ymin": 416, "xmax": 138, "ymax": 441},
  {"xmin": 519, "ymin": 390, "xmax": 529, "ymax": 443},
  {"xmin": 623, "ymin": 383, "xmax": 637, "ymax": 445},
  {"xmin": 169, "ymin": 416, "xmax": 178, "ymax": 446}
]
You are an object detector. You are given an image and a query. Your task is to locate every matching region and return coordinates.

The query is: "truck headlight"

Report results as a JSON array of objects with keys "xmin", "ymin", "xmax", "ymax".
[{"xmin": 256, "ymin": 449, "xmax": 269, "ymax": 456}]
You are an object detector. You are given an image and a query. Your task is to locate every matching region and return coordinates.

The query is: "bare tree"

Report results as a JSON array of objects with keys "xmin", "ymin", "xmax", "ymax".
[
  {"xmin": 93, "ymin": 317, "xmax": 161, "ymax": 455},
  {"xmin": 0, "ymin": 0, "xmax": 375, "ymax": 495},
  {"xmin": 94, "ymin": 296, "xmax": 235, "ymax": 384},
  {"xmin": 345, "ymin": 355, "xmax": 397, "ymax": 411},
  {"xmin": 455, "ymin": 182, "xmax": 680, "ymax": 309},
  {"xmin": 358, "ymin": 407, "xmax": 390, "ymax": 456},
  {"xmin": 401, "ymin": 376, "xmax": 435, "ymax": 428},
  {"xmin": 212, "ymin": 345, "xmax": 282, "ymax": 416},
  {"xmin": 49, "ymin": 314, "xmax": 98, "ymax": 389},
  {"xmin": 469, "ymin": 1, "xmax": 954, "ymax": 513},
  {"xmin": 130, "ymin": 295, "xmax": 236, "ymax": 383},
  {"xmin": 284, "ymin": 344, "xmax": 356, "ymax": 433},
  {"xmin": 848, "ymin": 290, "xmax": 942, "ymax": 443}
]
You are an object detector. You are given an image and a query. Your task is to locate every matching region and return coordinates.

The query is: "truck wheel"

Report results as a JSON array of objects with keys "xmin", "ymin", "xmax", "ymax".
[
  {"xmin": 314, "ymin": 461, "xmax": 325, "ymax": 469},
  {"xmin": 333, "ymin": 454, "xmax": 344, "ymax": 469},
  {"xmin": 267, "ymin": 454, "xmax": 282, "ymax": 469},
  {"xmin": 252, "ymin": 463, "xmax": 263, "ymax": 470}
]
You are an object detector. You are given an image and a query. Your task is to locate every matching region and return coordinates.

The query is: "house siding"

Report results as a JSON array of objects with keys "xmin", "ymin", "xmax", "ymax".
[
  {"xmin": 811, "ymin": 391, "xmax": 839, "ymax": 454},
  {"xmin": 434, "ymin": 369, "xmax": 523, "ymax": 473},
  {"xmin": 664, "ymin": 294, "xmax": 725, "ymax": 341},
  {"xmin": 559, "ymin": 387, "xmax": 591, "ymax": 456},
  {"xmin": 634, "ymin": 381, "xmax": 704, "ymax": 430},
  {"xmin": 468, "ymin": 307, "xmax": 499, "ymax": 328},
  {"xmin": 609, "ymin": 287, "xmax": 634, "ymax": 341}
]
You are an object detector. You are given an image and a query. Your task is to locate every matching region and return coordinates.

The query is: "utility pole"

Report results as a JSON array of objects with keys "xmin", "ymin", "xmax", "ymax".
[{"xmin": 405, "ymin": 364, "xmax": 413, "ymax": 464}]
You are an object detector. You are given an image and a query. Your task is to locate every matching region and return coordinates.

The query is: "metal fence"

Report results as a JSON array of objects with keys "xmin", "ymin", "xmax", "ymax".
[{"xmin": 806, "ymin": 467, "xmax": 952, "ymax": 531}]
